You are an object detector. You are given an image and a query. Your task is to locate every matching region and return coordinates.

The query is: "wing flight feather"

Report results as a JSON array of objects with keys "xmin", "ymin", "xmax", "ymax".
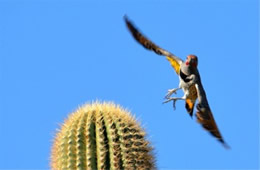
[
  {"xmin": 195, "ymin": 81, "xmax": 230, "ymax": 149},
  {"xmin": 124, "ymin": 16, "xmax": 182, "ymax": 74}
]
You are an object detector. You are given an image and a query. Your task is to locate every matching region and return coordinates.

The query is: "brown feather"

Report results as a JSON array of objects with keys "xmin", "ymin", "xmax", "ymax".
[
  {"xmin": 185, "ymin": 85, "xmax": 197, "ymax": 117},
  {"xmin": 124, "ymin": 16, "xmax": 170, "ymax": 56},
  {"xmin": 185, "ymin": 99, "xmax": 194, "ymax": 117},
  {"xmin": 124, "ymin": 16, "xmax": 182, "ymax": 74},
  {"xmin": 196, "ymin": 104, "xmax": 230, "ymax": 149}
]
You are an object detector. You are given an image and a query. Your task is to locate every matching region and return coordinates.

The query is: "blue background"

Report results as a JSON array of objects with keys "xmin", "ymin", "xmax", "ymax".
[{"xmin": 0, "ymin": 0, "xmax": 259, "ymax": 169}]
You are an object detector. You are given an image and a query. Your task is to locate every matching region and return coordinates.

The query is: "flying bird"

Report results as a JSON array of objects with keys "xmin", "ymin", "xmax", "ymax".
[
  {"xmin": 124, "ymin": 16, "xmax": 229, "ymax": 148},
  {"xmin": 124, "ymin": 16, "xmax": 197, "ymax": 117}
]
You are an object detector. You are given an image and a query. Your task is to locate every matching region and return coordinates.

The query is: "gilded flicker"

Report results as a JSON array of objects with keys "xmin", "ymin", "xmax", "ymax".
[
  {"xmin": 124, "ymin": 16, "xmax": 229, "ymax": 148},
  {"xmin": 125, "ymin": 16, "xmax": 197, "ymax": 117}
]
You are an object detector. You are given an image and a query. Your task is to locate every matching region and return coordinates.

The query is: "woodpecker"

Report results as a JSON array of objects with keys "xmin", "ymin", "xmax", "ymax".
[
  {"xmin": 124, "ymin": 16, "xmax": 229, "ymax": 148},
  {"xmin": 124, "ymin": 16, "xmax": 197, "ymax": 117}
]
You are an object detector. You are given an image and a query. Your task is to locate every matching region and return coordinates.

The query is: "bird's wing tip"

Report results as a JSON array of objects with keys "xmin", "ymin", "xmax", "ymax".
[
  {"xmin": 219, "ymin": 139, "xmax": 231, "ymax": 150},
  {"xmin": 123, "ymin": 14, "xmax": 128, "ymax": 20},
  {"xmin": 223, "ymin": 143, "xmax": 231, "ymax": 150}
]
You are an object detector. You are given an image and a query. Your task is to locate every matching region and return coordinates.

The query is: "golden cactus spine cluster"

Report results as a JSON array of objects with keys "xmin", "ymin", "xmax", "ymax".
[{"xmin": 51, "ymin": 102, "xmax": 155, "ymax": 170}]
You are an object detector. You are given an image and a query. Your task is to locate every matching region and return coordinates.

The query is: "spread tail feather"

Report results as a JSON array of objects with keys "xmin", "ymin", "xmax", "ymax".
[{"xmin": 185, "ymin": 99, "xmax": 195, "ymax": 117}]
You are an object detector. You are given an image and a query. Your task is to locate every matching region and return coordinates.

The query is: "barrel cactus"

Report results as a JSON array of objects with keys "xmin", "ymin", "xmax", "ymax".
[{"xmin": 51, "ymin": 102, "xmax": 155, "ymax": 170}]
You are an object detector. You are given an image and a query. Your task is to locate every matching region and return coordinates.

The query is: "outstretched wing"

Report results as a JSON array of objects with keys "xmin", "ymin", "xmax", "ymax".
[
  {"xmin": 196, "ymin": 105, "xmax": 229, "ymax": 149},
  {"xmin": 195, "ymin": 82, "xmax": 229, "ymax": 149},
  {"xmin": 124, "ymin": 16, "xmax": 183, "ymax": 74}
]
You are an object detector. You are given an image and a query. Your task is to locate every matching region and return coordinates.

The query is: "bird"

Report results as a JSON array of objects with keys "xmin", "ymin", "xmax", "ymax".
[
  {"xmin": 124, "ymin": 16, "xmax": 197, "ymax": 117},
  {"xmin": 124, "ymin": 16, "xmax": 229, "ymax": 148}
]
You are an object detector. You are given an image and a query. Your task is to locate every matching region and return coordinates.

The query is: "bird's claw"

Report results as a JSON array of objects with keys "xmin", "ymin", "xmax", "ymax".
[
  {"xmin": 162, "ymin": 98, "xmax": 177, "ymax": 110},
  {"xmin": 164, "ymin": 89, "xmax": 177, "ymax": 99}
]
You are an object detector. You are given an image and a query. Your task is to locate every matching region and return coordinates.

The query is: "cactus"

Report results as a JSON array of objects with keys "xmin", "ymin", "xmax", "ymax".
[{"xmin": 51, "ymin": 102, "xmax": 155, "ymax": 170}]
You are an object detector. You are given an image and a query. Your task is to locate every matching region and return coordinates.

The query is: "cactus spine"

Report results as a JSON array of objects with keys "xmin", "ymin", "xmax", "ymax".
[{"xmin": 51, "ymin": 102, "xmax": 155, "ymax": 170}]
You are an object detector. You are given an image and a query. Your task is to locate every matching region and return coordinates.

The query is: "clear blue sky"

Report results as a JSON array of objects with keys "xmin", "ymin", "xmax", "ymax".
[{"xmin": 0, "ymin": 0, "xmax": 258, "ymax": 169}]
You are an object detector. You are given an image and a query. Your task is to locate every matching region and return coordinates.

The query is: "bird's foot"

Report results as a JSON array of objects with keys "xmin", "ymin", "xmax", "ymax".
[
  {"xmin": 164, "ymin": 88, "xmax": 179, "ymax": 99},
  {"xmin": 163, "ymin": 97, "xmax": 178, "ymax": 110}
]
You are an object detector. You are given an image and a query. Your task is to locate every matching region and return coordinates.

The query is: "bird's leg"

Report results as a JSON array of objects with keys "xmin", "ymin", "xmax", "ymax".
[
  {"xmin": 163, "ymin": 96, "xmax": 186, "ymax": 110},
  {"xmin": 164, "ymin": 87, "xmax": 182, "ymax": 99}
]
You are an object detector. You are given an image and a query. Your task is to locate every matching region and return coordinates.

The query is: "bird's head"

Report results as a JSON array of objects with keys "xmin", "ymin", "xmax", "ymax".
[{"xmin": 185, "ymin": 54, "xmax": 198, "ymax": 68}]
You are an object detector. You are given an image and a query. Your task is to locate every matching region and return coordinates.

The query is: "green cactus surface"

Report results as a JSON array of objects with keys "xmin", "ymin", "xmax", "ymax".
[{"xmin": 51, "ymin": 102, "xmax": 155, "ymax": 170}]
